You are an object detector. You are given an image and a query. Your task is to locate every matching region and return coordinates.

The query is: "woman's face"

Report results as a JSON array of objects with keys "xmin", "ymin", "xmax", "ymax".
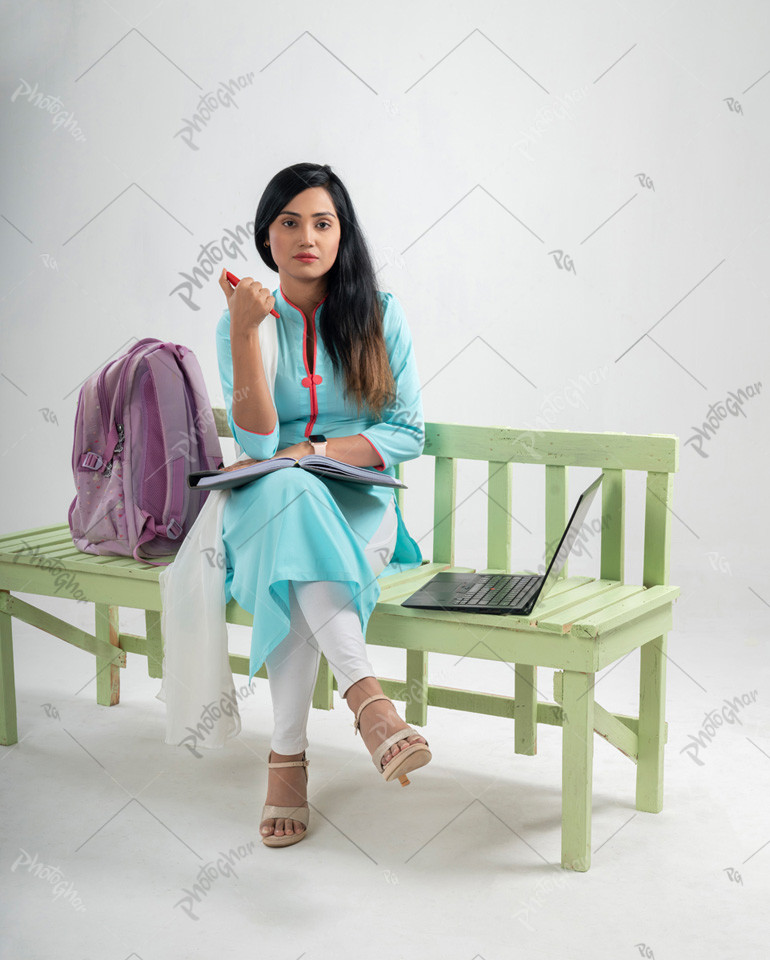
[{"xmin": 267, "ymin": 186, "xmax": 341, "ymax": 283}]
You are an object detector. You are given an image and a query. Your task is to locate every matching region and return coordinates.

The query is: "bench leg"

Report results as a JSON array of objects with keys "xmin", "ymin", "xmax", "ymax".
[
  {"xmin": 0, "ymin": 590, "xmax": 18, "ymax": 745},
  {"xmin": 561, "ymin": 669, "xmax": 594, "ymax": 871},
  {"xmin": 95, "ymin": 603, "xmax": 121, "ymax": 706},
  {"xmin": 145, "ymin": 609, "xmax": 163, "ymax": 679},
  {"xmin": 636, "ymin": 631, "xmax": 667, "ymax": 813},
  {"xmin": 312, "ymin": 652, "xmax": 334, "ymax": 710},
  {"xmin": 404, "ymin": 649, "xmax": 428, "ymax": 727},
  {"xmin": 514, "ymin": 664, "xmax": 538, "ymax": 754}
]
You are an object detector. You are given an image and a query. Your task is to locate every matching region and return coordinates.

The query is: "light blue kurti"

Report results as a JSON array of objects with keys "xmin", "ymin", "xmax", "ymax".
[{"xmin": 216, "ymin": 284, "xmax": 425, "ymax": 681}]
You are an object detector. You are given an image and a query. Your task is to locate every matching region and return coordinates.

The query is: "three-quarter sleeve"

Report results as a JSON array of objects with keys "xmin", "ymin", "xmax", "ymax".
[
  {"xmin": 358, "ymin": 294, "xmax": 425, "ymax": 471},
  {"xmin": 216, "ymin": 308, "xmax": 280, "ymax": 461}
]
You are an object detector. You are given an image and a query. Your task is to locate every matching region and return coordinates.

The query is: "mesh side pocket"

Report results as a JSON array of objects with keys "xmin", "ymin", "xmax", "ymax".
[
  {"xmin": 72, "ymin": 459, "xmax": 129, "ymax": 546},
  {"xmin": 139, "ymin": 371, "xmax": 167, "ymax": 519}
]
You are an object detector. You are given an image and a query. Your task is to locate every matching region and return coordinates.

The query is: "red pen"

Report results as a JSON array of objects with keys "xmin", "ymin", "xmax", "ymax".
[{"xmin": 225, "ymin": 271, "xmax": 280, "ymax": 317}]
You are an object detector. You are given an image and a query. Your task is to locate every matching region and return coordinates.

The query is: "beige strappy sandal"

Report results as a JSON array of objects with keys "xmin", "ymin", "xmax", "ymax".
[
  {"xmin": 353, "ymin": 694, "xmax": 432, "ymax": 786},
  {"xmin": 260, "ymin": 750, "xmax": 310, "ymax": 847}
]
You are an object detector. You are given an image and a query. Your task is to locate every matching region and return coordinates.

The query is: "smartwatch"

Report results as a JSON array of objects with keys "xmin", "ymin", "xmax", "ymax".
[{"xmin": 308, "ymin": 433, "xmax": 327, "ymax": 457}]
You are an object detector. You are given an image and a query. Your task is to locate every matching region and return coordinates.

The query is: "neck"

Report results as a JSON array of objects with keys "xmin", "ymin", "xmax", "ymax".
[{"xmin": 280, "ymin": 276, "xmax": 327, "ymax": 319}]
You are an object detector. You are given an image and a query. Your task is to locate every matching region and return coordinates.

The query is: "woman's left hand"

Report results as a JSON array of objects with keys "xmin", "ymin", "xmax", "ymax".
[{"xmin": 273, "ymin": 441, "xmax": 312, "ymax": 460}]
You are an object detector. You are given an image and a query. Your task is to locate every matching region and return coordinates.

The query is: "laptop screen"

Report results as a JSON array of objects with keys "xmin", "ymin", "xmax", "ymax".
[{"xmin": 537, "ymin": 473, "xmax": 604, "ymax": 602}]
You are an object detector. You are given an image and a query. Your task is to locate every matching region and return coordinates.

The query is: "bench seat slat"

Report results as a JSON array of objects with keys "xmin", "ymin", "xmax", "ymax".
[
  {"xmin": 0, "ymin": 524, "xmax": 176, "ymax": 574},
  {"xmin": 535, "ymin": 584, "xmax": 647, "ymax": 634},
  {"xmin": 0, "ymin": 547, "xmax": 177, "ymax": 580},
  {"xmin": 1, "ymin": 528, "xmax": 76, "ymax": 552},
  {"xmin": 527, "ymin": 579, "xmax": 626, "ymax": 622},
  {"xmin": 0, "ymin": 522, "xmax": 69, "ymax": 545},
  {"xmin": 44, "ymin": 548, "xmax": 147, "ymax": 568},
  {"xmin": 377, "ymin": 567, "xmax": 477, "ymax": 604},
  {"xmin": 571, "ymin": 585, "xmax": 680, "ymax": 639}
]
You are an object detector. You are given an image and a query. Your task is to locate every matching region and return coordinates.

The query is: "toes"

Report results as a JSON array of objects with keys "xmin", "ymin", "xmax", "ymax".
[
  {"xmin": 261, "ymin": 817, "xmax": 305, "ymax": 839},
  {"xmin": 381, "ymin": 736, "xmax": 426, "ymax": 768}
]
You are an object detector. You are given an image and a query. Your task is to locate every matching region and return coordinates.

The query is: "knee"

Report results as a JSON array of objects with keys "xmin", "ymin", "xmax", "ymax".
[{"xmin": 261, "ymin": 467, "xmax": 327, "ymax": 497}]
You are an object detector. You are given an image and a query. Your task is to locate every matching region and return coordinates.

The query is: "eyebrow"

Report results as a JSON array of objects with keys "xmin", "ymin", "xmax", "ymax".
[{"xmin": 279, "ymin": 210, "xmax": 337, "ymax": 218}]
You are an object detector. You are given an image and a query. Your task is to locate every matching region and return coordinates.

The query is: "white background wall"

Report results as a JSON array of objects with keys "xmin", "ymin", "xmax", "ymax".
[
  {"xmin": 1, "ymin": 4, "xmax": 769, "ymax": 957},
  {"xmin": 3, "ymin": 1, "xmax": 768, "ymax": 627}
]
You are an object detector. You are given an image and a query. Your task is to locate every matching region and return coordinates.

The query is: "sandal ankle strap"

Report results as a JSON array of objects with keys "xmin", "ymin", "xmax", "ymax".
[
  {"xmin": 268, "ymin": 750, "xmax": 309, "ymax": 769},
  {"xmin": 353, "ymin": 694, "xmax": 391, "ymax": 735}
]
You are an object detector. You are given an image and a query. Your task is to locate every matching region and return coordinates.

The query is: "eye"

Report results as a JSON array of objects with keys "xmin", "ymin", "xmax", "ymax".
[{"xmin": 280, "ymin": 219, "xmax": 332, "ymax": 228}]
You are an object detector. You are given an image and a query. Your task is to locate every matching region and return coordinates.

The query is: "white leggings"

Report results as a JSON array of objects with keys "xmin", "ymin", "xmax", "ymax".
[{"xmin": 264, "ymin": 497, "xmax": 399, "ymax": 754}]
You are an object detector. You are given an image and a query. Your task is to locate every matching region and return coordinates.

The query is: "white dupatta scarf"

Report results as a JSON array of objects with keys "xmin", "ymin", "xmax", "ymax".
[{"xmin": 155, "ymin": 313, "xmax": 278, "ymax": 751}]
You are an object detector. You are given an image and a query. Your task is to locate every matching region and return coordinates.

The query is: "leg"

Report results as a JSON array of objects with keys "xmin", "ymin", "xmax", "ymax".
[
  {"xmin": 260, "ymin": 581, "xmax": 321, "ymax": 840},
  {"xmin": 258, "ymin": 499, "xmax": 400, "ymax": 835},
  {"xmin": 290, "ymin": 495, "xmax": 397, "ymax": 704},
  {"xmin": 293, "ymin": 578, "xmax": 428, "ymax": 770},
  {"xmin": 145, "ymin": 609, "xmax": 163, "ymax": 679},
  {"xmin": 514, "ymin": 664, "xmax": 538, "ymax": 755},
  {"xmin": 561, "ymin": 669, "xmax": 594, "ymax": 871},
  {"xmin": 636, "ymin": 632, "xmax": 667, "ymax": 812},
  {"xmin": 95, "ymin": 603, "xmax": 121, "ymax": 706},
  {"xmin": 265, "ymin": 582, "xmax": 321, "ymax": 756},
  {"xmin": 0, "ymin": 590, "xmax": 18, "ymax": 745}
]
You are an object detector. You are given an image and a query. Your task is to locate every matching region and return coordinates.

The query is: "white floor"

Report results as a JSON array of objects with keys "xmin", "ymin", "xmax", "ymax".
[{"xmin": 1, "ymin": 595, "xmax": 767, "ymax": 960}]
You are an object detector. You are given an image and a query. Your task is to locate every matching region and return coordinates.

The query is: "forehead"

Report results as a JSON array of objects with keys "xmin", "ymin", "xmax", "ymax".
[{"xmin": 283, "ymin": 186, "xmax": 336, "ymax": 215}]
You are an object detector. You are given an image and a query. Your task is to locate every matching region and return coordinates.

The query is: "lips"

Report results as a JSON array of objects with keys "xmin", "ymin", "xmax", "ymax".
[{"xmin": 294, "ymin": 254, "xmax": 318, "ymax": 261}]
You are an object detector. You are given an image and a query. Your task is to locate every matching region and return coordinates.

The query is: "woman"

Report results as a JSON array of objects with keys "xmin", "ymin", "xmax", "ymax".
[{"xmin": 216, "ymin": 163, "xmax": 431, "ymax": 847}]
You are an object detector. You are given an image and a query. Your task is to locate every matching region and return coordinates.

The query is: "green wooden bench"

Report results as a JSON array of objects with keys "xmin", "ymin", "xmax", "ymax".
[{"xmin": 0, "ymin": 413, "xmax": 679, "ymax": 871}]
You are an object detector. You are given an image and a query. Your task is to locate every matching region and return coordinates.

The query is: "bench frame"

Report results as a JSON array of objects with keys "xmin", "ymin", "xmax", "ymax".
[{"xmin": 0, "ymin": 414, "xmax": 679, "ymax": 871}]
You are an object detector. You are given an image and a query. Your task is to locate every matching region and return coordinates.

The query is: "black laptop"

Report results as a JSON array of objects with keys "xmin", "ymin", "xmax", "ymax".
[{"xmin": 401, "ymin": 473, "xmax": 604, "ymax": 615}]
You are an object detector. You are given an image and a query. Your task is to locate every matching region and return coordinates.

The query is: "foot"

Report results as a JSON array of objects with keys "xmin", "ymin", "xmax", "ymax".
[
  {"xmin": 345, "ymin": 678, "xmax": 427, "ymax": 770},
  {"xmin": 260, "ymin": 750, "xmax": 308, "ymax": 840}
]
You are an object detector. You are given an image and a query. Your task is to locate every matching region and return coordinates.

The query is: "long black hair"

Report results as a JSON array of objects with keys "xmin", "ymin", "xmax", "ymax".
[{"xmin": 254, "ymin": 162, "xmax": 396, "ymax": 420}]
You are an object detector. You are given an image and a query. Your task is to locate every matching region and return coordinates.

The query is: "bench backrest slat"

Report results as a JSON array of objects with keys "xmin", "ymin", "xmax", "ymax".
[
  {"xmin": 487, "ymin": 460, "xmax": 513, "ymax": 571},
  {"xmin": 212, "ymin": 411, "xmax": 677, "ymax": 589},
  {"xmin": 433, "ymin": 457, "xmax": 457, "ymax": 565},
  {"xmin": 643, "ymin": 472, "xmax": 673, "ymax": 588},
  {"xmin": 545, "ymin": 464, "xmax": 569, "ymax": 581},
  {"xmin": 600, "ymin": 467, "xmax": 626, "ymax": 582}
]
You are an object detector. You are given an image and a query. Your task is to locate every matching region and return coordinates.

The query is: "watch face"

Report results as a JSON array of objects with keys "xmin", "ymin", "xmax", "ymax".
[{"xmin": 309, "ymin": 434, "xmax": 327, "ymax": 442}]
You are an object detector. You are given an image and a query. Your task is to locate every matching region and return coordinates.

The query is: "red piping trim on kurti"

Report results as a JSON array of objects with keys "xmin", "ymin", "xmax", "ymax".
[
  {"xmin": 233, "ymin": 416, "xmax": 277, "ymax": 437},
  {"xmin": 359, "ymin": 433, "xmax": 386, "ymax": 470},
  {"xmin": 280, "ymin": 285, "xmax": 327, "ymax": 438}
]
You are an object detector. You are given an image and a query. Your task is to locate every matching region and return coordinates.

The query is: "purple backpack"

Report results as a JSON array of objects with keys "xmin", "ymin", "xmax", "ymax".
[{"xmin": 68, "ymin": 338, "xmax": 224, "ymax": 566}]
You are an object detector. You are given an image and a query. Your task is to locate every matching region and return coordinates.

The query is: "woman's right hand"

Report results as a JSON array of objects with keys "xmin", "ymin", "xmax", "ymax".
[
  {"xmin": 221, "ymin": 457, "xmax": 262, "ymax": 472},
  {"xmin": 219, "ymin": 268, "xmax": 276, "ymax": 336}
]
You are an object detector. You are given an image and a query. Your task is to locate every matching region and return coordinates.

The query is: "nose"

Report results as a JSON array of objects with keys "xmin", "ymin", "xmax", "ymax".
[{"xmin": 301, "ymin": 224, "xmax": 317, "ymax": 245}]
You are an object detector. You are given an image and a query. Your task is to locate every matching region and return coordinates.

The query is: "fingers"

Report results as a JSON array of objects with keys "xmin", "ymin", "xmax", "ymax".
[
  {"xmin": 218, "ymin": 268, "xmax": 233, "ymax": 300},
  {"xmin": 220, "ymin": 270, "xmax": 275, "ymax": 325},
  {"xmin": 219, "ymin": 269, "xmax": 261, "ymax": 291}
]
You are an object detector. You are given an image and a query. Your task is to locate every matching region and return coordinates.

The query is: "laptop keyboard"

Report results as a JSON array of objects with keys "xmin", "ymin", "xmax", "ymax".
[{"xmin": 453, "ymin": 574, "xmax": 541, "ymax": 609}]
